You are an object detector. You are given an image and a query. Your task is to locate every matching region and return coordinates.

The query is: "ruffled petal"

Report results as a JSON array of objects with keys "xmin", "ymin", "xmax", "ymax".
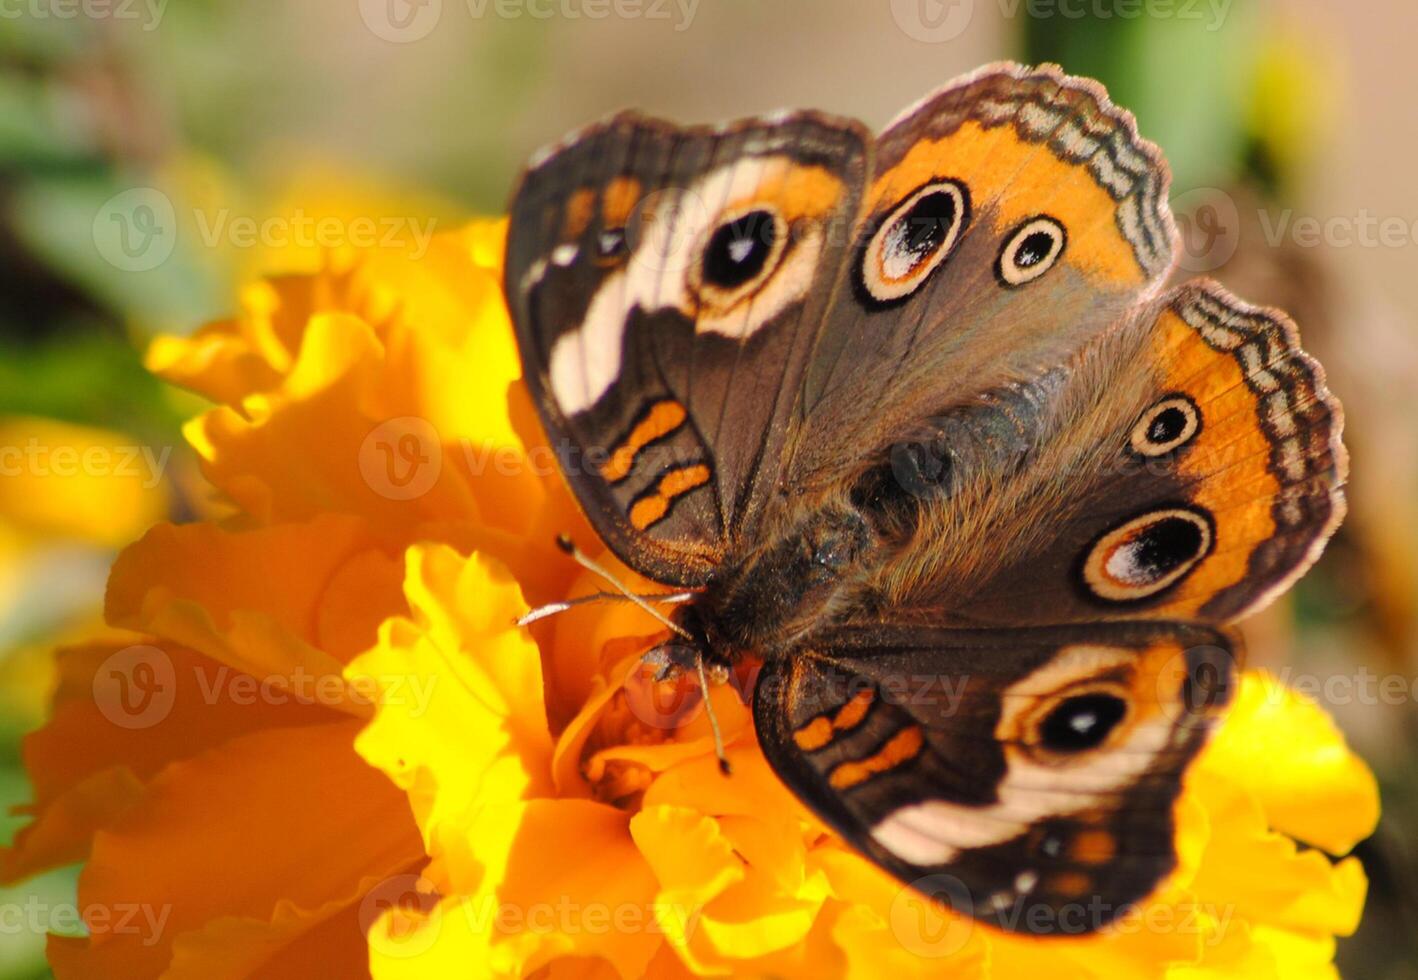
[
  {"xmin": 161, "ymin": 879, "xmax": 385, "ymax": 980},
  {"xmin": 107, "ymin": 516, "xmax": 404, "ymax": 672},
  {"xmin": 351, "ymin": 546, "xmax": 555, "ymax": 880},
  {"xmin": 1203, "ymin": 672, "xmax": 1379, "ymax": 855},
  {"xmin": 630, "ymin": 803, "xmax": 832, "ymax": 973},
  {"xmin": 62, "ymin": 720, "xmax": 422, "ymax": 975},
  {"xmin": 2, "ymin": 641, "xmax": 340, "ymax": 882},
  {"xmin": 369, "ymin": 800, "xmax": 660, "ymax": 980}
]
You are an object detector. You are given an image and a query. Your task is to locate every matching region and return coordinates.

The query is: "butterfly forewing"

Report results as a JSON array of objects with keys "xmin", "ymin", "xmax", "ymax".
[
  {"xmin": 506, "ymin": 111, "xmax": 869, "ymax": 585},
  {"xmin": 787, "ymin": 63, "xmax": 1178, "ymax": 491}
]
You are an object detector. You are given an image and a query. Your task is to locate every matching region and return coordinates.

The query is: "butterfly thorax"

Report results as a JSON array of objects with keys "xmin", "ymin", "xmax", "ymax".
[{"xmin": 692, "ymin": 502, "xmax": 876, "ymax": 658}]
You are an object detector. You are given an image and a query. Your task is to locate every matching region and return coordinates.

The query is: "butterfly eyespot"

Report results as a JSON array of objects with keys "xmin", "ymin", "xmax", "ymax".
[
  {"xmin": 692, "ymin": 206, "xmax": 786, "ymax": 303},
  {"xmin": 860, "ymin": 179, "xmax": 970, "ymax": 305},
  {"xmin": 1038, "ymin": 693, "xmax": 1128, "ymax": 753},
  {"xmin": 1129, "ymin": 394, "xmax": 1201, "ymax": 457},
  {"xmin": 996, "ymin": 216, "xmax": 1066, "ymax": 287},
  {"xmin": 1080, "ymin": 506, "xmax": 1215, "ymax": 603}
]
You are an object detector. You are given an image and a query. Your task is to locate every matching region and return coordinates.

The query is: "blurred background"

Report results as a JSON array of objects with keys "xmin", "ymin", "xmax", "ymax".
[{"xmin": 1, "ymin": 0, "xmax": 1415, "ymax": 976}]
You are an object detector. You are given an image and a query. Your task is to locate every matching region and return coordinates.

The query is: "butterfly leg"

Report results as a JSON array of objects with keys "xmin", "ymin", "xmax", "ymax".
[{"xmin": 638, "ymin": 640, "xmax": 734, "ymax": 775}]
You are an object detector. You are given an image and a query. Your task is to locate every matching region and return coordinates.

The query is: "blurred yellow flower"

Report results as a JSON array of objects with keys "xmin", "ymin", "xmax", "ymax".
[
  {"xmin": 0, "ymin": 220, "xmax": 1378, "ymax": 978},
  {"xmin": 0, "ymin": 416, "xmax": 173, "ymax": 730}
]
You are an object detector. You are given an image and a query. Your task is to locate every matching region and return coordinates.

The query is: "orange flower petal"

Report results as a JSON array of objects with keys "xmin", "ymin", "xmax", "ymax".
[
  {"xmin": 2, "ymin": 641, "xmax": 341, "ymax": 882},
  {"xmin": 107, "ymin": 516, "xmax": 403, "ymax": 684},
  {"xmin": 68, "ymin": 720, "xmax": 422, "ymax": 974},
  {"xmin": 162, "ymin": 883, "xmax": 382, "ymax": 980}
]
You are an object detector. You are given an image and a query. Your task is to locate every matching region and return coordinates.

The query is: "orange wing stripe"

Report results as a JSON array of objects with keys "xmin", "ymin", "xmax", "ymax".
[
  {"xmin": 628, "ymin": 462, "xmax": 710, "ymax": 531},
  {"xmin": 792, "ymin": 689, "xmax": 876, "ymax": 751},
  {"xmin": 833, "ymin": 688, "xmax": 875, "ymax": 730},
  {"xmin": 793, "ymin": 717, "xmax": 835, "ymax": 751},
  {"xmin": 601, "ymin": 400, "xmax": 688, "ymax": 483},
  {"xmin": 828, "ymin": 726, "xmax": 924, "ymax": 790}
]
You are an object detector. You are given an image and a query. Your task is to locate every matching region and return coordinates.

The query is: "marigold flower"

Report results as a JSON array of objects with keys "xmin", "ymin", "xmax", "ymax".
[{"xmin": 2, "ymin": 220, "xmax": 1378, "ymax": 978}]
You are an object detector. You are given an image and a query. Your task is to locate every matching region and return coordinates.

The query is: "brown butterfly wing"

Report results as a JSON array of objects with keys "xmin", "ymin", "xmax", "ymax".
[
  {"xmin": 753, "ymin": 621, "xmax": 1235, "ymax": 933},
  {"xmin": 505, "ymin": 112, "xmax": 869, "ymax": 585},
  {"xmin": 855, "ymin": 279, "xmax": 1345, "ymax": 627},
  {"xmin": 786, "ymin": 63, "xmax": 1177, "ymax": 490}
]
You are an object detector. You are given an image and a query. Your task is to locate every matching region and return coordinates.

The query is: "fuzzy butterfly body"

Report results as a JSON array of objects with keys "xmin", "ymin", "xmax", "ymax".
[{"xmin": 505, "ymin": 63, "xmax": 1346, "ymax": 935}]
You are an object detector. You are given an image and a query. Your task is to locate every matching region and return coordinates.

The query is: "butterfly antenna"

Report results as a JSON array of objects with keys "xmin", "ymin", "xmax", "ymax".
[
  {"xmin": 515, "ymin": 589, "xmax": 695, "ymax": 627},
  {"xmin": 552, "ymin": 535, "xmax": 731, "ymax": 775},
  {"xmin": 554, "ymin": 535, "xmax": 694, "ymax": 641}
]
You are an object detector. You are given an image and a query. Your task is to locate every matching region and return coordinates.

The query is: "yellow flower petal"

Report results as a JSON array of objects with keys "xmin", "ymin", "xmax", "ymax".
[
  {"xmin": 0, "ymin": 416, "xmax": 170, "ymax": 548},
  {"xmin": 1203, "ymin": 671, "xmax": 1379, "ymax": 855},
  {"xmin": 351, "ymin": 545, "xmax": 555, "ymax": 881},
  {"xmin": 369, "ymin": 800, "xmax": 659, "ymax": 980}
]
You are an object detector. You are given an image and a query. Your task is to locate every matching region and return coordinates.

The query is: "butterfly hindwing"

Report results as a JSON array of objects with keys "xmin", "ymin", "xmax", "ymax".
[
  {"xmin": 866, "ymin": 278, "xmax": 1345, "ymax": 627},
  {"xmin": 754, "ymin": 621, "xmax": 1235, "ymax": 933},
  {"xmin": 506, "ymin": 112, "xmax": 869, "ymax": 585}
]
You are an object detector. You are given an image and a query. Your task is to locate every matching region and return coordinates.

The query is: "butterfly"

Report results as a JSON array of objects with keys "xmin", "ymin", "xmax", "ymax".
[{"xmin": 503, "ymin": 62, "xmax": 1346, "ymax": 935}]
